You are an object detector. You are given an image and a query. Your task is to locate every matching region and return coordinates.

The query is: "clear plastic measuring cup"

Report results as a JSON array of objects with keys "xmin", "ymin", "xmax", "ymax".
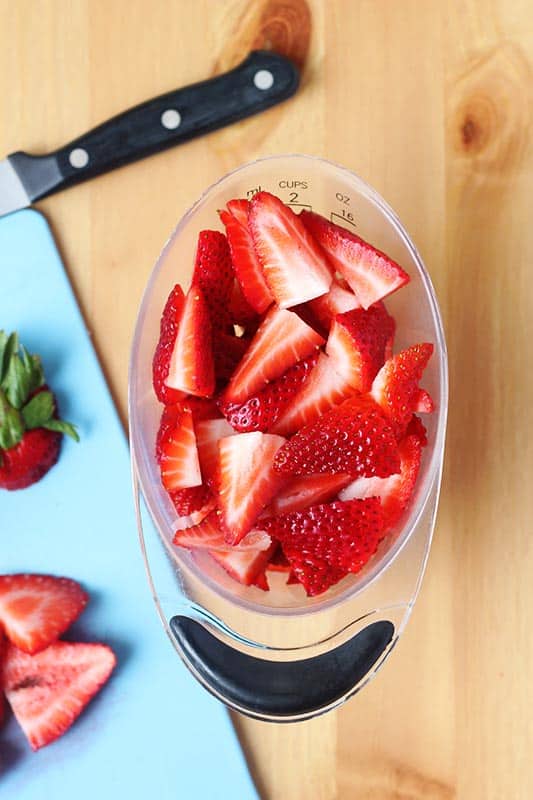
[{"xmin": 129, "ymin": 154, "xmax": 448, "ymax": 722}]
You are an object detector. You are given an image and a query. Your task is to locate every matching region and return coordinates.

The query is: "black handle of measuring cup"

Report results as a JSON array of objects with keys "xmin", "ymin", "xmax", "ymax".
[{"xmin": 170, "ymin": 616, "xmax": 394, "ymax": 721}]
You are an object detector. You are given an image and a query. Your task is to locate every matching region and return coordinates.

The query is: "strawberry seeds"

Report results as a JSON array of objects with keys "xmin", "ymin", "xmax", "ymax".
[{"xmin": 152, "ymin": 191, "xmax": 435, "ymax": 597}]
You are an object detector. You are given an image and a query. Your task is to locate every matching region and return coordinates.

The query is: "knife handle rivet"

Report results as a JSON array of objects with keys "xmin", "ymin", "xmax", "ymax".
[
  {"xmin": 161, "ymin": 109, "xmax": 182, "ymax": 130},
  {"xmin": 253, "ymin": 70, "xmax": 274, "ymax": 91},
  {"xmin": 69, "ymin": 148, "xmax": 89, "ymax": 169}
]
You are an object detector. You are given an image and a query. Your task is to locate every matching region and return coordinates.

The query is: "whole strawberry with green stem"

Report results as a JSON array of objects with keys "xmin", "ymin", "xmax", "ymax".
[{"xmin": 0, "ymin": 331, "xmax": 79, "ymax": 490}]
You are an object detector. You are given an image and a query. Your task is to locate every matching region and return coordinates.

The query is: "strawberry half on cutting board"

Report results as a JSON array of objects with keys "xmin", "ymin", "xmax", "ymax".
[{"xmin": 0, "ymin": 331, "xmax": 79, "ymax": 490}]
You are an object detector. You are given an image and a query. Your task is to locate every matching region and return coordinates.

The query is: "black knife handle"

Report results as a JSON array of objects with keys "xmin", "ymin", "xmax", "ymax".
[{"xmin": 8, "ymin": 51, "xmax": 299, "ymax": 203}]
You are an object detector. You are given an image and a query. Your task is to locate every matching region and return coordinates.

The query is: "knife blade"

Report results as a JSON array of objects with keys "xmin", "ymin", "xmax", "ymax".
[{"xmin": 0, "ymin": 50, "xmax": 299, "ymax": 218}]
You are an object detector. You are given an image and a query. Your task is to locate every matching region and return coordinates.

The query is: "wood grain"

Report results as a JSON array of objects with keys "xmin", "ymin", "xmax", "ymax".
[{"xmin": 1, "ymin": 1, "xmax": 532, "ymax": 798}]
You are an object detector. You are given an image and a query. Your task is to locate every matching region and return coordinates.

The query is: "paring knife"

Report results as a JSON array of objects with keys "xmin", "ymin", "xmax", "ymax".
[{"xmin": 0, "ymin": 50, "xmax": 299, "ymax": 218}]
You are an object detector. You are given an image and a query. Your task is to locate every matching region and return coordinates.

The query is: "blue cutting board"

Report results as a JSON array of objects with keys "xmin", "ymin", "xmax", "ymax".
[{"xmin": 0, "ymin": 209, "xmax": 258, "ymax": 799}]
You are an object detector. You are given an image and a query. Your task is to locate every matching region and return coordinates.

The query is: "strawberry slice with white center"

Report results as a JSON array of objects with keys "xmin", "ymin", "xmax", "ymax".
[
  {"xmin": 271, "ymin": 352, "xmax": 356, "ymax": 437},
  {"xmin": 152, "ymin": 283, "xmax": 186, "ymax": 405},
  {"xmin": 224, "ymin": 306, "xmax": 324, "ymax": 403},
  {"xmin": 217, "ymin": 432, "xmax": 286, "ymax": 544},
  {"xmin": 158, "ymin": 404, "xmax": 202, "ymax": 491},
  {"xmin": 308, "ymin": 280, "xmax": 361, "ymax": 329},
  {"xmin": 173, "ymin": 509, "xmax": 271, "ymax": 552},
  {"xmin": 195, "ymin": 417, "xmax": 235, "ymax": 486},
  {"xmin": 0, "ymin": 574, "xmax": 88, "ymax": 655},
  {"xmin": 263, "ymin": 472, "xmax": 352, "ymax": 517},
  {"xmin": 326, "ymin": 303, "xmax": 396, "ymax": 392},
  {"xmin": 339, "ymin": 422, "xmax": 425, "ymax": 531},
  {"xmin": 1, "ymin": 640, "xmax": 116, "ymax": 751},
  {"xmin": 209, "ymin": 540, "xmax": 277, "ymax": 587},
  {"xmin": 300, "ymin": 210, "xmax": 409, "ymax": 308},
  {"xmin": 165, "ymin": 284, "xmax": 215, "ymax": 398},
  {"xmin": 220, "ymin": 200, "xmax": 273, "ymax": 314},
  {"xmin": 218, "ymin": 351, "xmax": 319, "ymax": 433},
  {"xmin": 249, "ymin": 192, "xmax": 332, "ymax": 308},
  {"xmin": 274, "ymin": 395, "xmax": 400, "ymax": 479},
  {"xmin": 371, "ymin": 343, "xmax": 433, "ymax": 438}
]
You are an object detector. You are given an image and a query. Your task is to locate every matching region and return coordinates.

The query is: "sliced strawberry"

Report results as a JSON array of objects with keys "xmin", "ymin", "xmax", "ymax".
[
  {"xmin": 308, "ymin": 281, "xmax": 360, "ymax": 329},
  {"xmin": 158, "ymin": 404, "xmax": 202, "ymax": 491},
  {"xmin": 405, "ymin": 414, "xmax": 428, "ymax": 446},
  {"xmin": 152, "ymin": 283, "xmax": 186, "ymax": 404},
  {"xmin": 173, "ymin": 510, "xmax": 271, "ymax": 552},
  {"xmin": 264, "ymin": 472, "xmax": 351, "ymax": 517},
  {"xmin": 191, "ymin": 230, "xmax": 233, "ymax": 331},
  {"xmin": 0, "ymin": 428, "xmax": 62, "ymax": 492},
  {"xmin": 173, "ymin": 496, "xmax": 218, "ymax": 531},
  {"xmin": 187, "ymin": 396, "xmax": 221, "ymax": 422},
  {"xmin": 0, "ymin": 574, "xmax": 88, "ymax": 655},
  {"xmin": 218, "ymin": 352, "xmax": 319, "ymax": 433},
  {"xmin": 414, "ymin": 388, "xmax": 435, "ymax": 414},
  {"xmin": 326, "ymin": 303, "xmax": 395, "ymax": 392},
  {"xmin": 300, "ymin": 210, "xmax": 409, "ymax": 308},
  {"xmin": 217, "ymin": 432, "xmax": 286, "ymax": 544},
  {"xmin": 224, "ymin": 306, "xmax": 324, "ymax": 403},
  {"xmin": 1, "ymin": 641, "xmax": 116, "ymax": 751},
  {"xmin": 339, "ymin": 426, "xmax": 424, "ymax": 531},
  {"xmin": 220, "ymin": 202, "xmax": 273, "ymax": 314},
  {"xmin": 228, "ymin": 278, "xmax": 259, "ymax": 327},
  {"xmin": 274, "ymin": 395, "xmax": 400, "ymax": 479},
  {"xmin": 371, "ymin": 343, "xmax": 433, "ymax": 438},
  {"xmin": 249, "ymin": 192, "xmax": 332, "ymax": 308},
  {"xmin": 213, "ymin": 331, "xmax": 249, "ymax": 384},
  {"xmin": 252, "ymin": 571, "xmax": 270, "ymax": 591},
  {"xmin": 169, "ymin": 484, "xmax": 213, "ymax": 516},
  {"xmin": 209, "ymin": 540, "xmax": 277, "ymax": 586},
  {"xmin": 271, "ymin": 352, "xmax": 356, "ymax": 437},
  {"xmin": 164, "ymin": 285, "xmax": 215, "ymax": 398},
  {"xmin": 195, "ymin": 418, "xmax": 235, "ymax": 485},
  {"xmin": 264, "ymin": 497, "xmax": 384, "ymax": 596}
]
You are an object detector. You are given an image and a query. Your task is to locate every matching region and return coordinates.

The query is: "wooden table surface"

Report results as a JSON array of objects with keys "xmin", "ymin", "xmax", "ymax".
[{"xmin": 2, "ymin": 1, "xmax": 532, "ymax": 797}]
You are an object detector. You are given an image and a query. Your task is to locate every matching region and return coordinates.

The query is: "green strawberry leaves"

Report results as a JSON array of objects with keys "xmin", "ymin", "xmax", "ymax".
[{"xmin": 0, "ymin": 331, "xmax": 79, "ymax": 451}]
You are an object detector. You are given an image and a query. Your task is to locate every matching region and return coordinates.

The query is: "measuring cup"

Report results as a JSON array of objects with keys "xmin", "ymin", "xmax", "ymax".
[{"xmin": 129, "ymin": 154, "xmax": 448, "ymax": 722}]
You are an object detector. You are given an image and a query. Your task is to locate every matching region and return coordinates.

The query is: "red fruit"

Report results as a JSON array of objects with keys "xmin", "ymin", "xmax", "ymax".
[
  {"xmin": 173, "ymin": 509, "xmax": 271, "ymax": 552},
  {"xmin": 195, "ymin": 417, "xmax": 235, "ymax": 485},
  {"xmin": 213, "ymin": 332, "xmax": 249, "ymax": 384},
  {"xmin": 414, "ymin": 388, "xmax": 435, "ymax": 414},
  {"xmin": 217, "ymin": 432, "xmax": 286, "ymax": 544},
  {"xmin": 0, "ymin": 428, "xmax": 61, "ymax": 491},
  {"xmin": 264, "ymin": 498, "xmax": 384, "ymax": 596},
  {"xmin": 249, "ymin": 192, "xmax": 332, "ymax": 308},
  {"xmin": 157, "ymin": 404, "xmax": 202, "ymax": 491},
  {"xmin": 308, "ymin": 281, "xmax": 360, "ymax": 329},
  {"xmin": 300, "ymin": 210, "xmax": 409, "ymax": 308},
  {"xmin": 264, "ymin": 472, "xmax": 351, "ymax": 517},
  {"xmin": 0, "ymin": 574, "xmax": 88, "ymax": 655},
  {"xmin": 326, "ymin": 303, "xmax": 396, "ymax": 392},
  {"xmin": 1, "ymin": 641, "xmax": 116, "ymax": 751},
  {"xmin": 252, "ymin": 571, "xmax": 270, "ymax": 591},
  {"xmin": 191, "ymin": 230, "xmax": 233, "ymax": 331},
  {"xmin": 339, "ymin": 425, "xmax": 424, "ymax": 531},
  {"xmin": 228, "ymin": 278, "xmax": 259, "ymax": 326},
  {"xmin": 224, "ymin": 306, "xmax": 324, "ymax": 403},
  {"xmin": 405, "ymin": 414, "xmax": 428, "ymax": 446},
  {"xmin": 274, "ymin": 395, "xmax": 400, "ymax": 479},
  {"xmin": 164, "ymin": 285, "xmax": 215, "ymax": 398},
  {"xmin": 187, "ymin": 396, "xmax": 221, "ymax": 422},
  {"xmin": 371, "ymin": 343, "xmax": 433, "ymax": 438},
  {"xmin": 218, "ymin": 352, "xmax": 319, "ymax": 433},
  {"xmin": 209, "ymin": 540, "xmax": 277, "ymax": 586},
  {"xmin": 266, "ymin": 546, "xmax": 291, "ymax": 572},
  {"xmin": 152, "ymin": 283, "xmax": 186, "ymax": 404},
  {"xmin": 220, "ymin": 202, "xmax": 273, "ymax": 314},
  {"xmin": 271, "ymin": 352, "xmax": 356, "ymax": 437},
  {"xmin": 169, "ymin": 484, "xmax": 213, "ymax": 516}
]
